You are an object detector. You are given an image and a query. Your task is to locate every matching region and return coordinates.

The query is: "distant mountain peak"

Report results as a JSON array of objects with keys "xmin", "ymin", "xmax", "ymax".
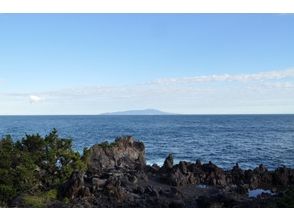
[{"xmin": 101, "ymin": 109, "xmax": 173, "ymax": 115}]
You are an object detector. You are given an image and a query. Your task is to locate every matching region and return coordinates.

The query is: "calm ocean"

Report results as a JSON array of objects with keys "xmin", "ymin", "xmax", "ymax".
[{"xmin": 0, "ymin": 115, "xmax": 293, "ymax": 170}]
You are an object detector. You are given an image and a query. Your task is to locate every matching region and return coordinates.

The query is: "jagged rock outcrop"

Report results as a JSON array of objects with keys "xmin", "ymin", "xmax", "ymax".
[
  {"xmin": 272, "ymin": 166, "xmax": 294, "ymax": 186},
  {"xmin": 158, "ymin": 155, "xmax": 294, "ymax": 190},
  {"xmin": 162, "ymin": 154, "xmax": 174, "ymax": 170},
  {"xmin": 60, "ymin": 171, "xmax": 87, "ymax": 199},
  {"xmin": 59, "ymin": 136, "xmax": 294, "ymax": 208},
  {"xmin": 85, "ymin": 136, "xmax": 145, "ymax": 174}
]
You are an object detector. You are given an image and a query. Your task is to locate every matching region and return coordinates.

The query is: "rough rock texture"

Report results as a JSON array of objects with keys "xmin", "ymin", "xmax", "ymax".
[
  {"xmin": 162, "ymin": 154, "xmax": 174, "ymax": 170},
  {"xmin": 85, "ymin": 136, "xmax": 145, "ymax": 174},
  {"xmin": 60, "ymin": 136, "xmax": 294, "ymax": 208}
]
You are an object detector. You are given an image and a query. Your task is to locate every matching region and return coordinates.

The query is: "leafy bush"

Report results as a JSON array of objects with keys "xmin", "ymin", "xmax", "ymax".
[
  {"xmin": 0, "ymin": 184, "xmax": 17, "ymax": 206},
  {"xmin": 0, "ymin": 129, "xmax": 86, "ymax": 207},
  {"xmin": 21, "ymin": 189, "xmax": 58, "ymax": 208}
]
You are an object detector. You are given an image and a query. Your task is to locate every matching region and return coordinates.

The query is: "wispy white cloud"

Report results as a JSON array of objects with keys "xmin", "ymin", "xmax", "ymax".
[
  {"xmin": 3, "ymin": 69, "xmax": 294, "ymax": 100},
  {"xmin": 152, "ymin": 69, "xmax": 294, "ymax": 85},
  {"xmin": 1, "ymin": 68, "xmax": 294, "ymax": 114},
  {"xmin": 3, "ymin": 68, "xmax": 294, "ymax": 101},
  {"xmin": 29, "ymin": 95, "xmax": 43, "ymax": 103}
]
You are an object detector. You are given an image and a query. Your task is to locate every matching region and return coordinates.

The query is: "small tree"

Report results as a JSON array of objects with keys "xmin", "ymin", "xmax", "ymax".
[{"xmin": 0, "ymin": 129, "xmax": 86, "ymax": 206}]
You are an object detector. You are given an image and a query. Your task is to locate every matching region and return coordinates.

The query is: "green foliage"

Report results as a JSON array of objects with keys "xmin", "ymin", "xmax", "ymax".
[
  {"xmin": 22, "ymin": 189, "xmax": 58, "ymax": 208},
  {"xmin": 0, "ymin": 129, "xmax": 86, "ymax": 207},
  {"xmin": 81, "ymin": 147, "xmax": 91, "ymax": 163},
  {"xmin": 0, "ymin": 184, "xmax": 17, "ymax": 206}
]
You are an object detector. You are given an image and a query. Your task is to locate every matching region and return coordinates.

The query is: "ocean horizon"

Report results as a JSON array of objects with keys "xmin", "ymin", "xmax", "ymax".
[
  {"xmin": 1, "ymin": 114, "xmax": 293, "ymax": 170},
  {"xmin": 1, "ymin": 12, "xmax": 294, "ymax": 208}
]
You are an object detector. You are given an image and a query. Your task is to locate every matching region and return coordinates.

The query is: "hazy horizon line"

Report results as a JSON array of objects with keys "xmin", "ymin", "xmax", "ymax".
[{"xmin": 1, "ymin": 113, "xmax": 294, "ymax": 116}]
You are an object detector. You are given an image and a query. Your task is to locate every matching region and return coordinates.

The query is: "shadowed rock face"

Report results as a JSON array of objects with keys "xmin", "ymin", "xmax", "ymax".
[
  {"xmin": 60, "ymin": 136, "xmax": 294, "ymax": 208},
  {"xmin": 86, "ymin": 136, "xmax": 145, "ymax": 174},
  {"xmin": 60, "ymin": 171, "xmax": 85, "ymax": 199},
  {"xmin": 162, "ymin": 154, "xmax": 174, "ymax": 170}
]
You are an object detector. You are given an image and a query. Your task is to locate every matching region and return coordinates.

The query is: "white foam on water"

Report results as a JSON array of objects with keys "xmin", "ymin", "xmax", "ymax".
[
  {"xmin": 146, "ymin": 159, "xmax": 164, "ymax": 166},
  {"xmin": 146, "ymin": 158, "xmax": 190, "ymax": 167},
  {"xmin": 248, "ymin": 189, "xmax": 275, "ymax": 198},
  {"xmin": 196, "ymin": 184, "xmax": 208, "ymax": 189}
]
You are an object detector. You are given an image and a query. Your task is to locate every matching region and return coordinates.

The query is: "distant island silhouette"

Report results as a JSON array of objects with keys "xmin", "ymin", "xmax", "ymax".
[{"xmin": 101, "ymin": 109, "xmax": 174, "ymax": 115}]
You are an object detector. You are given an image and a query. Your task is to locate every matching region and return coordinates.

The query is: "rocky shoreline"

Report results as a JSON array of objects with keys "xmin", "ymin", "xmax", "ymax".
[{"xmin": 50, "ymin": 136, "xmax": 294, "ymax": 208}]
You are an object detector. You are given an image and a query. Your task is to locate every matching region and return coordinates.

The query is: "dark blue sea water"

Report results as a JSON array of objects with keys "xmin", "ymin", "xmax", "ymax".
[{"xmin": 0, "ymin": 115, "xmax": 294, "ymax": 170}]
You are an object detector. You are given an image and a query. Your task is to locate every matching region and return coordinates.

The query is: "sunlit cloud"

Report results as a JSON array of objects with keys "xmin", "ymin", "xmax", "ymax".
[{"xmin": 29, "ymin": 95, "xmax": 43, "ymax": 103}]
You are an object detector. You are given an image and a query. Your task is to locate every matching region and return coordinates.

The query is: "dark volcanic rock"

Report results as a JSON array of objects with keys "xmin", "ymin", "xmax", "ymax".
[
  {"xmin": 272, "ymin": 166, "xmax": 294, "ymax": 186},
  {"xmin": 162, "ymin": 153, "xmax": 174, "ymax": 170},
  {"xmin": 60, "ymin": 171, "xmax": 85, "ymax": 199},
  {"xmin": 58, "ymin": 136, "xmax": 294, "ymax": 208},
  {"xmin": 228, "ymin": 163, "xmax": 246, "ymax": 185},
  {"xmin": 86, "ymin": 136, "xmax": 145, "ymax": 174},
  {"xmin": 201, "ymin": 161, "xmax": 227, "ymax": 186}
]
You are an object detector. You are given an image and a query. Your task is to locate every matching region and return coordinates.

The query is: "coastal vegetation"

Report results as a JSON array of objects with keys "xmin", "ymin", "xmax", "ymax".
[{"xmin": 0, "ymin": 129, "xmax": 85, "ymax": 207}]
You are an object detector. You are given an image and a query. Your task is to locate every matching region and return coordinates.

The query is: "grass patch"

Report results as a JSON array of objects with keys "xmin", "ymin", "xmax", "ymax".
[{"xmin": 22, "ymin": 189, "xmax": 58, "ymax": 208}]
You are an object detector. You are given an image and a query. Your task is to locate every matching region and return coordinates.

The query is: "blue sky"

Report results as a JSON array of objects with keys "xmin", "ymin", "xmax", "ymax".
[{"xmin": 0, "ymin": 14, "xmax": 294, "ymax": 114}]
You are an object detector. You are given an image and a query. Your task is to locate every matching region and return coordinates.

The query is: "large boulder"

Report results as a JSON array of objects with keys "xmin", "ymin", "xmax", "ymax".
[{"xmin": 85, "ymin": 136, "xmax": 146, "ymax": 174}]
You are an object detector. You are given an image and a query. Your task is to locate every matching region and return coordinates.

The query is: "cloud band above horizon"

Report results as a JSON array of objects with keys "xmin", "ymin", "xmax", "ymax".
[{"xmin": 1, "ymin": 68, "xmax": 294, "ymax": 115}]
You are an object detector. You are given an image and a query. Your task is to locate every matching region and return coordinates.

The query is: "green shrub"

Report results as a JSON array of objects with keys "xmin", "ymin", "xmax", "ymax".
[
  {"xmin": 22, "ymin": 189, "xmax": 58, "ymax": 208},
  {"xmin": 0, "ymin": 184, "xmax": 17, "ymax": 205},
  {"xmin": 0, "ymin": 129, "xmax": 86, "ymax": 207}
]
